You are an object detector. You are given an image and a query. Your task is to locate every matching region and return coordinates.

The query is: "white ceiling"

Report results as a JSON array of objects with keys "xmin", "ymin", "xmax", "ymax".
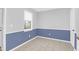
[{"xmin": 32, "ymin": 8, "xmax": 56, "ymax": 12}]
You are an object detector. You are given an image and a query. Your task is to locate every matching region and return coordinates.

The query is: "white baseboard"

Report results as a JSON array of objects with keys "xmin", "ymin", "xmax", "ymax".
[
  {"xmin": 10, "ymin": 36, "xmax": 70, "ymax": 51},
  {"xmin": 37, "ymin": 36, "xmax": 70, "ymax": 43},
  {"xmin": 10, "ymin": 36, "xmax": 38, "ymax": 51}
]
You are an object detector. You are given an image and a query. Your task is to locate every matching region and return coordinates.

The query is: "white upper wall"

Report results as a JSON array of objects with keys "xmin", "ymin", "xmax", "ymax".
[
  {"xmin": 6, "ymin": 8, "xmax": 37, "ymax": 34},
  {"xmin": 6, "ymin": 8, "xmax": 71, "ymax": 34},
  {"xmin": 37, "ymin": 8, "xmax": 71, "ymax": 30}
]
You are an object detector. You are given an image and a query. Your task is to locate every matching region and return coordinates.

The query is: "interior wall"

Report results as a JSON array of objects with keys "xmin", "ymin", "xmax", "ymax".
[
  {"xmin": 6, "ymin": 8, "xmax": 71, "ymax": 50},
  {"xmin": 70, "ymin": 8, "xmax": 76, "ymax": 49},
  {"xmin": 6, "ymin": 8, "xmax": 37, "ymax": 34},
  {"xmin": 6, "ymin": 8, "xmax": 38, "ymax": 50},
  {"xmin": 75, "ymin": 8, "xmax": 79, "ymax": 36},
  {"xmin": 37, "ymin": 8, "xmax": 71, "ymax": 30},
  {"xmin": 75, "ymin": 8, "xmax": 79, "ymax": 50},
  {"xmin": 6, "ymin": 8, "xmax": 71, "ymax": 36},
  {"xmin": 6, "ymin": 8, "xmax": 24, "ymax": 34}
]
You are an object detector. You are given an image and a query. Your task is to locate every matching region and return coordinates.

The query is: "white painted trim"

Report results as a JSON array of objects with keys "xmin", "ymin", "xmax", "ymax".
[
  {"xmin": 36, "ymin": 28, "xmax": 70, "ymax": 31},
  {"xmin": 37, "ymin": 36, "xmax": 70, "ymax": 43},
  {"xmin": 70, "ymin": 8, "xmax": 76, "ymax": 49},
  {"xmin": 7, "ymin": 30, "xmax": 32, "ymax": 34},
  {"xmin": 10, "ymin": 36, "xmax": 38, "ymax": 51},
  {"xmin": 6, "ymin": 29, "xmax": 33, "ymax": 34},
  {"xmin": 6, "ymin": 30, "xmax": 24, "ymax": 34},
  {"xmin": 24, "ymin": 29, "xmax": 32, "ymax": 32},
  {"xmin": 0, "ymin": 9, "xmax": 3, "ymax": 47},
  {"xmin": 2, "ymin": 8, "xmax": 6, "ymax": 51},
  {"xmin": 7, "ymin": 28, "xmax": 70, "ymax": 34}
]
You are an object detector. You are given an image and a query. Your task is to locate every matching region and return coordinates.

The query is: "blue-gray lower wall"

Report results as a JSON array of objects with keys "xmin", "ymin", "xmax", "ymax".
[
  {"xmin": 6, "ymin": 29, "xmax": 37, "ymax": 51},
  {"xmin": 37, "ymin": 29, "xmax": 70, "ymax": 41},
  {"xmin": 6, "ymin": 29, "xmax": 70, "ymax": 51}
]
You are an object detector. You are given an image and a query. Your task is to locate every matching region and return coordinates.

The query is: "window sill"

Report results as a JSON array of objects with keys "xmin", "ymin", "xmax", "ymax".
[{"xmin": 24, "ymin": 29, "xmax": 32, "ymax": 32}]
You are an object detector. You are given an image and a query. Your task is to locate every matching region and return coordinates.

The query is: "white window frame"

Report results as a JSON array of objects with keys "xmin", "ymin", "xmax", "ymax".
[{"xmin": 24, "ymin": 10, "xmax": 33, "ymax": 32}]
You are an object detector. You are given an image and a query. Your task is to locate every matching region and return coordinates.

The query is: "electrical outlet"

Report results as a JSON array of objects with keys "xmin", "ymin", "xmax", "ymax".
[
  {"xmin": 48, "ymin": 33, "xmax": 51, "ymax": 36},
  {"xmin": 29, "ymin": 34, "xmax": 30, "ymax": 38}
]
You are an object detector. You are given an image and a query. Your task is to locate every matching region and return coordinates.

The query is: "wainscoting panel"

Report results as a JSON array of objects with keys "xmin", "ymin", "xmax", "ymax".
[
  {"xmin": 6, "ymin": 29, "xmax": 70, "ymax": 51},
  {"xmin": 37, "ymin": 29, "xmax": 70, "ymax": 41},
  {"xmin": 6, "ymin": 29, "xmax": 37, "ymax": 51}
]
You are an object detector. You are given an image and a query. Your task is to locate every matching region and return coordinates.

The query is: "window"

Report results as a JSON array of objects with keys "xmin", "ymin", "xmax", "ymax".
[{"xmin": 24, "ymin": 11, "xmax": 32, "ymax": 31}]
